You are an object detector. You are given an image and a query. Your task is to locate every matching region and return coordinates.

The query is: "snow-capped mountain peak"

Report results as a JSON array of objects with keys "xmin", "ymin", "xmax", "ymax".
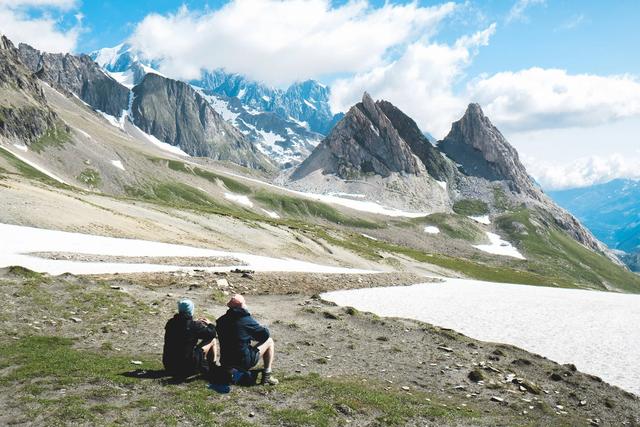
[{"xmin": 88, "ymin": 43, "xmax": 335, "ymax": 166}]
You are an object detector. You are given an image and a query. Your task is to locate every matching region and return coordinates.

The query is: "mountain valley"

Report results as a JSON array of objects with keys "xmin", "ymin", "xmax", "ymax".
[{"xmin": 1, "ymin": 31, "xmax": 639, "ymax": 426}]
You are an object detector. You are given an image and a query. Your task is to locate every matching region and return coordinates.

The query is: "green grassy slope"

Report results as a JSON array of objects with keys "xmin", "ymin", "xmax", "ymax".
[
  {"xmin": 4, "ymin": 151, "xmax": 638, "ymax": 292},
  {"xmin": 496, "ymin": 208, "xmax": 640, "ymax": 292},
  {"xmin": 0, "ymin": 146, "xmax": 68, "ymax": 188}
]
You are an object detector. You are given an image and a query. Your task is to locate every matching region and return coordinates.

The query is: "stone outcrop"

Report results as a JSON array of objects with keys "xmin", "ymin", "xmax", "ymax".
[{"xmin": 440, "ymin": 103, "xmax": 620, "ymax": 262}]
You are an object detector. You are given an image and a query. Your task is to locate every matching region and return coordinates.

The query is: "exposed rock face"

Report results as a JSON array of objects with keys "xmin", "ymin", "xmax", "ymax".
[
  {"xmin": 90, "ymin": 45, "xmax": 329, "ymax": 167},
  {"xmin": 17, "ymin": 43, "xmax": 129, "ymax": 117},
  {"xmin": 0, "ymin": 36, "xmax": 60, "ymax": 144},
  {"xmin": 292, "ymin": 92, "xmax": 427, "ymax": 180},
  {"xmin": 278, "ymin": 80, "xmax": 341, "ymax": 135},
  {"xmin": 439, "ymin": 104, "xmax": 537, "ymax": 196},
  {"xmin": 377, "ymin": 100, "xmax": 453, "ymax": 181},
  {"xmin": 131, "ymin": 73, "xmax": 273, "ymax": 171}
]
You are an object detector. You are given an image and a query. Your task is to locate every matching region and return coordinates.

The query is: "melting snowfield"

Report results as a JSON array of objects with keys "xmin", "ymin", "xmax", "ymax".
[
  {"xmin": 0, "ymin": 223, "xmax": 374, "ymax": 275},
  {"xmin": 473, "ymin": 232, "xmax": 525, "ymax": 259},
  {"xmin": 323, "ymin": 279, "xmax": 640, "ymax": 396}
]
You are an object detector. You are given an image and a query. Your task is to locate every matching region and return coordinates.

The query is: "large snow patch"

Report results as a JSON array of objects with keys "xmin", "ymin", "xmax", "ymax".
[
  {"xmin": 0, "ymin": 223, "xmax": 376, "ymax": 276},
  {"xmin": 322, "ymin": 279, "xmax": 640, "ymax": 396}
]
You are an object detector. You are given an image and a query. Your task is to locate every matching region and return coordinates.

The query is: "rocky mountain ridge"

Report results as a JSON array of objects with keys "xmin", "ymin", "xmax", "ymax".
[
  {"xmin": 291, "ymin": 92, "xmax": 619, "ymax": 264},
  {"xmin": 90, "ymin": 44, "xmax": 338, "ymax": 166},
  {"xmin": 439, "ymin": 103, "xmax": 538, "ymax": 198},
  {"xmin": 292, "ymin": 92, "xmax": 426, "ymax": 180},
  {"xmin": 0, "ymin": 37, "xmax": 270, "ymax": 171},
  {"xmin": 0, "ymin": 36, "xmax": 63, "ymax": 145},
  {"xmin": 196, "ymin": 89, "xmax": 323, "ymax": 168},
  {"xmin": 17, "ymin": 43, "xmax": 129, "ymax": 118},
  {"xmin": 131, "ymin": 73, "xmax": 273, "ymax": 171},
  {"xmin": 193, "ymin": 69, "xmax": 341, "ymax": 135}
]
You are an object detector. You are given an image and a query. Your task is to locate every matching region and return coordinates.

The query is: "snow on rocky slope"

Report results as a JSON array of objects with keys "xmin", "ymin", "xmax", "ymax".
[
  {"xmin": 323, "ymin": 279, "xmax": 640, "ymax": 396},
  {"xmin": 89, "ymin": 44, "xmax": 333, "ymax": 167}
]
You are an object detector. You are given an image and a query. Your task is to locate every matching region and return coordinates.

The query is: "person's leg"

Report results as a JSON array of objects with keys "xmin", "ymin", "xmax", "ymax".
[
  {"xmin": 256, "ymin": 338, "xmax": 278, "ymax": 385},
  {"xmin": 257, "ymin": 337, "xmax": 275, "ymax": 371},
  {"xmin": 201, "ymin": 340, "xmax": 217, "ymax": 366}
]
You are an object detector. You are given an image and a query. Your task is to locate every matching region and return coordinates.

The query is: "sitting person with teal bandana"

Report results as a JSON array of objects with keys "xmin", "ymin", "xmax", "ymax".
[{"xmin": 162, "ymin": 298, "xmax": 217, "ymax": 379}]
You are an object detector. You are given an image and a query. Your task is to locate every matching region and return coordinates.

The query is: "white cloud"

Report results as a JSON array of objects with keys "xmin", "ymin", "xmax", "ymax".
[
  {"xmin": 467, "ymin": 68, "xmax": 640, "ymax": 132},
  {"xmin": 0, "ymin": 0, "xmax": 80, "ymax": 52},
  {"xmin": 128, "ymin": 0, "xmax": 456, "ymax": 85},
  {"xmin": 506, "ymin": 0, "xmax": 545, "ymax": 24},
  {"xmin": 526, "ymin": 153, "xmax": 640, "ymax": 190},
  {"xmin": 329, "ymin": 24, "xmax": 496, "ymax": 137}
]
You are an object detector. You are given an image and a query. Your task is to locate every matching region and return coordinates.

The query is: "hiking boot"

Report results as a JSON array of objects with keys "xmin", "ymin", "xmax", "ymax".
[{"xmin": 262, "ymin": 371, "xmax": 279, "ymax": 385}]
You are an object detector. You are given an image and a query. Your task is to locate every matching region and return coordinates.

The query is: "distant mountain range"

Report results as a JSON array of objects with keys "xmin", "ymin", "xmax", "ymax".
[
  {"xmin": 89, "ymin": 43, "xmax": 343, "ymax": 167},
  {"xmin": 1, "ymin": 32, "xmax": 638, "ymax": 292},
  {"xmin": 549, "ymin": 179, "xmax": 640, "ymax": 270}
]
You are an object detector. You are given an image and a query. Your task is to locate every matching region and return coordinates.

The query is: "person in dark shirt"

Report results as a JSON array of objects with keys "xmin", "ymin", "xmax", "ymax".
[
  {"xmin": 162, "ymin": 298, "xmax": 217, "ymax": 378},
  {"xmin": 216, "ymin": 294, "xmax": 278, "ymax": 385}
]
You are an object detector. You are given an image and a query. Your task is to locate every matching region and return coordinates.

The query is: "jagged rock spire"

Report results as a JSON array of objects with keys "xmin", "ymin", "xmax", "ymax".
[
  {"xmin": 438, "ymin": 103, "xmax": 537, "ymax": 195},
  {"xmin": 291, "ymin": 92, "xmax": 426, "ymax": 180}
]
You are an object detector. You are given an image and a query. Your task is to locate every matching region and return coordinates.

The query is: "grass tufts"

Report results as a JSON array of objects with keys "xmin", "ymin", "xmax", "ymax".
[
  {"xmin": 78, "ymin": 168, "xmax": 101, "ymax": 189},
  {"xmin": 452, "ymin": 199, "xmax": 489, "ymax": 216},
  {"xmin": 29, "ymin": 123, "xmax": 71, "ymax": 154}
]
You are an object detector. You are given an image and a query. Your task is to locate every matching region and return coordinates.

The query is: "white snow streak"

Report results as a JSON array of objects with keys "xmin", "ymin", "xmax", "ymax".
[
  {"xmin": 136, "ymin": 127, "xmax": 190, "ymax": 157},
  {"xmin": 296, "ymin": 192, "xmax": 430, "ymax": 218},
  {"xmin": 261, "ymin": 209, "xmax": 280, "ymax": 219},
  {"xmin": 97, "ymin": 111, "xmax": 123, "ymax": 129},
  {"xmin": 327, "ymin": 192, "xmax": 366, "ymax": 199},
  {"xmin": 0, "ymin": 146, "xmax": 67, "ymax": 184},
  {"xmin": 109, "ymin": 70, "xmax": 135, "ymax": 89},
  {"xmin": 256, "ymin": 129, "xmax": 285, "ymax": 147},
  {"xmin": 223, "ymin": 170, "xmax": 431, "ymax": 218},
  {"xmin": 224, "ymin": 192, "xmax": 253, "ymax": 207},
  {"xmin": 74, "ymin": 128, "xmax": 92, "ymax": 139},
  {"xmin": 111, "ymin": 160, "xmax": 125, "ymax": 171},
  {"xmin": 473, "ymin": 232, "xmax": 525, "ymax": 259},
  {"xmin": 423, "ymin": 226, "xmax": 440, "ymax": 234}
]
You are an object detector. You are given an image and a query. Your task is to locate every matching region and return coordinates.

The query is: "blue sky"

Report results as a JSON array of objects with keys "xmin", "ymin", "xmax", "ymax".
[
  {"xmin": 70, "ymin": 1, "xmax": 640, "ymax": 76},
  {"xmin": 2, "ymin": 0, "xmax": 640, "ymax": 189}
]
